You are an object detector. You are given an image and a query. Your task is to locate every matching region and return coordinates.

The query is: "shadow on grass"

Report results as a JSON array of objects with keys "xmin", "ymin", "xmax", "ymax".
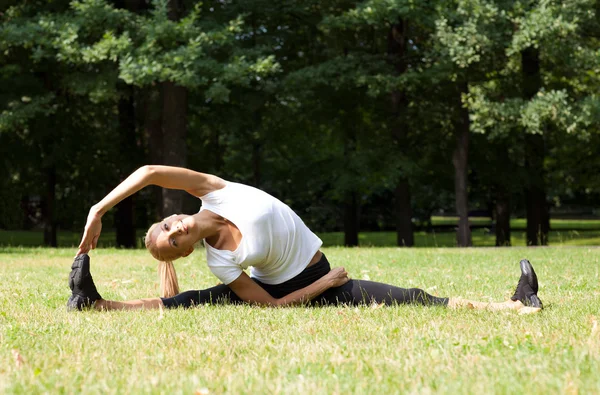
[
  {"xmin": 320, "ymin": 229, "xmax": 600, "ymax": 247},
  {"xmin": 2, "ymin": 228, "xmax": 600, "ymax": 250}
]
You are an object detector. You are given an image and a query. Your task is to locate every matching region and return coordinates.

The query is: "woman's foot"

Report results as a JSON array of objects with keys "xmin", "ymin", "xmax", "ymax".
[
  {"xmin": 66, "ymin": 254, "xmax": 102, "ymax": 311},
  {"xmin": 511, "ymin": 259, "xmax": 543, "ymax": 309}
]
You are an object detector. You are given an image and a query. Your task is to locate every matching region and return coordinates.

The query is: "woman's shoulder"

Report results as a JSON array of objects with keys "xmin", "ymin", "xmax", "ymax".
[{"xmin": 200, "ymin": 181, "xmax": 272, "ymax": 201}]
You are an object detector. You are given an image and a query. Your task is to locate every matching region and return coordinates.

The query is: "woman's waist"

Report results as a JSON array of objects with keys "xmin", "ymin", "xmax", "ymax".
[{"xmin": 249, "ymin": 249, "xmax": 323, "ymax": 284}]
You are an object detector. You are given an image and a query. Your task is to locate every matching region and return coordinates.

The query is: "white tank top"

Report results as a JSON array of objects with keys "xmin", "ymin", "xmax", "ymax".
[{"xmin": 199, "ymin": 181, "xmax": 323, "ymax": 285}]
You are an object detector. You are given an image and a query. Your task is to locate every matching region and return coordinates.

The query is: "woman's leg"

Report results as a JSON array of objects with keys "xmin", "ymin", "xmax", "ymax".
[
  {"xmin": 447, "ymin": 298, "xmax": 540, "ymax": 313},
  {"xmin": 93, "ymin": 284, "xmax": 243, "ymax": 311},
  {"xmin": 313, "ymin": 280, "xmax": 449, "ymax": 306},
  {"xmin": 312, "ymin": 280, "xmax": 539, "ymax": 313},
  {"xmin": 447, "ymin": 298, "xmax": 526, "ymax": 311},
  {"xmin": 95, "ymin": 298, "xmax": 164, "ymax": 311},
  {"xmin": 160, "ymin": 285, "xmax": 243, "ymax": 308},
  {"xmin": 68, "ymin": 254, "xmax": 245, "ymax": 311}
]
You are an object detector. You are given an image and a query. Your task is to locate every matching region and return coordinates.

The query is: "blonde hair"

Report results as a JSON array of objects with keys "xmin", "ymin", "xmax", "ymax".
[{"xmin": 145, "ymin": 222, "xmax": 180, "ymax": 298}]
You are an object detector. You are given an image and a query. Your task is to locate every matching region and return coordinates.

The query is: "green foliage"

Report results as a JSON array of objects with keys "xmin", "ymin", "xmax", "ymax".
[
  {"xmin": 1, "ymin": 0, "xmax": 599, "ymax": 238},
  {"xmin": 507, "ymin": 0, "xmax": 594, "ymax": 55},
  {"xmin": 434, "ymin": 0, "xmax": 506, "ymax": 69},
  {"xmin": 0, "ymin": 94, "xmax": 57, "ymax": 133}
]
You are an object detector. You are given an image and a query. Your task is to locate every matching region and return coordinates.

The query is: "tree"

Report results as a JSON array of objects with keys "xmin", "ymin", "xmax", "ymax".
[
  {"xmin": 388, "ymin": 19, "xmax": 414, "ymax": 246},
  {"xmin": 468, "ymin": 0, "xmax": 600, "ymax": 246},
  {"xmin": 1, "ymin": 0, "xmax": 124, "ymax": 245}
]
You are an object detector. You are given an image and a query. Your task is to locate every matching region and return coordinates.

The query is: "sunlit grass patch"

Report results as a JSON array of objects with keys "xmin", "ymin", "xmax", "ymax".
[{"xmin": 1, "ymin": 247, "xmax": 599, "ymax": 393}]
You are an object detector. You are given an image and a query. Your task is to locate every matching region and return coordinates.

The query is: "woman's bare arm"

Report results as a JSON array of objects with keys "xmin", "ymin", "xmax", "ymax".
[
  {"xmin": 77, "ymin": 165, "xmax": 225, "ymax": 254},
  {"xmin": 143, "ymin": 165, "xmax": 226, "ymax": 197},
  {"xmin": 93, "ymin": 166, "xmax": 224, "ymax": 217},
  {"xmin": 227, "ymin": 268, "xmax": 349, "ymax": 307}
]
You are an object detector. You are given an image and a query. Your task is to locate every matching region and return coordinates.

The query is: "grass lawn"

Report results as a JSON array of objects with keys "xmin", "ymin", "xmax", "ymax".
[{"xmin": 1, "ymin": 247, "xmax": 599, "ymax": 393}]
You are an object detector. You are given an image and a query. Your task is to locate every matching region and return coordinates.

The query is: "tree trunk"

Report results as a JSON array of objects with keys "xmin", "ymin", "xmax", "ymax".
[
  {"xmin": 388, "ymin": 19, "xmax": 414, "ymax": 247},
  {"xmin": 252, "ymin": 140, "xmax": 261, "ymax": 188},
  {"xmin": 494, "ymin": 185, "xmax": 511, "ymax": 246},
  {"xmin": 344, "ymin": 191, "xmax": 359, "ymax": 246},
  {"xmin": 42, "ymin": 166, "xmax": 57, "ymax": 247},
  {"xmin": 117, "ymin": 0, "xmax": 163, "ymax": 222},
  {"xmin": 521, "ymin": 47, "xmax": 549, "ymax": 245},
  {"xmin": 166, "ymin": 0, "xmax": 183, "ymax": 20},
  {"xmin": 115, "ymin": 196, "xmax": 135, "ymax": 247},
  {"xmin": 123, "ymin": 0, "xmax": 143, "ymax": 11},
  {"xmin": 394, "ymin": 179, "xmax": 414, "ymax": 246},
  {"xmin": 252, "ymin": 111, "xmax": 263, "ymax": 188},
  {"xmin": 143, "ymin": 86, "xmax": 164, "ymax": 220},
  {"xmin": 160, "ymin": 0, "xmax": 188, "ymax": 216},
  {"xmin": 213, "ymin": 127, "xmax": 223, "ymax": 173},
  {"xmin": 494, "ymin": 141, "xmax": 511, "ymax": 246},
  {"xmin": 115, "ymin": 84, "xmax": 137, "ymax": 248},
  {"xmin": 114, "ymin": 0, "xmax": 148, "ymax": 245},
  {"xmin": 21, "ymin": 195, "xmax": 33, "ymax": 230},
  {"xmin": 161, "ymin": 81, "xmax": 188, "ymax": 216},
  {"xmin": 343, "ymin": 117, "xmax": 359, "ymax": 246},
  {"xmin": 453, "ymin": 83, "xmax": 472, "ymax": 247},
  {"xmin": 525, "ymin": 134, "xmax": 549, "ymax": 245}
]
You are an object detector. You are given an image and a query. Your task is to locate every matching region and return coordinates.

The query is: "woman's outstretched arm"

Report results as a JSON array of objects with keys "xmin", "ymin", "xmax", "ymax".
[{"xmin": 77, "ymin": 165, "xmax": 225, "ymax": 254}]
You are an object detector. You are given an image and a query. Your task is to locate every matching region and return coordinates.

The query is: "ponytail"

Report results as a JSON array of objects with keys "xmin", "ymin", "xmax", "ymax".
[
  {"xmin": 146, "ymin": 222, "xmax": 181, "ymax": 298},
  {"xmin": 158, "ymin": 261, "xmax": 180, "ymax": 298}
]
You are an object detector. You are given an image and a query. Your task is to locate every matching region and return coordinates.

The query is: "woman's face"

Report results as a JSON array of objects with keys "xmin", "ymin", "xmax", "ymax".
[{"xmin": 151, "ymin": 214, "xmax": 196, "ymax": 260}]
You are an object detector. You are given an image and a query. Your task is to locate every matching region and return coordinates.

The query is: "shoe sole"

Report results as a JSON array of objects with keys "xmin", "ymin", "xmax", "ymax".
[
  {"xmin": 67, "ymin": 294, "xmax": 84, "ymax": 311},
  {"xmin": 529, "ymin": 293, "xmax": 543, "ymax": 309},
  {"xmin": 69, "ymin": 254, "xmax": 91, "ymax": 291},
  {"xmin": 519, "ymin": 259, "xmax": 539, "ymax": 293},
  {"xmin": 72, "ymin": 253, "xmax": 91, "ymax": 273},
  {"xmin": 67, "ymin": 254, "xmax": 101, "ymax": 311}
]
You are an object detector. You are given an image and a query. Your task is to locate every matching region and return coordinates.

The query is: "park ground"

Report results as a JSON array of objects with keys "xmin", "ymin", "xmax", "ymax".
[
  {"xmin": 3, "ymin": 218, "xmax": 600, "ymax": 248},
  {"xmin": 1, "ymin": 246, "xmax": 599, "ymax": 393}
]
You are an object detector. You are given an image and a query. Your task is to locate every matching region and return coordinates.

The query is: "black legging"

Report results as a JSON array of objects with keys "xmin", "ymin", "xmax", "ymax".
[{"xmin": 161, "ymin": 254, "xmax": 449, "ymax": 308}]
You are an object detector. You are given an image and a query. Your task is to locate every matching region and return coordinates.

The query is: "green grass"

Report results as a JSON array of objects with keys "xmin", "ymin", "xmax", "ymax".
[{"xmin": 1, "ymin": 247, "xmax": 600, "ymax": 393}]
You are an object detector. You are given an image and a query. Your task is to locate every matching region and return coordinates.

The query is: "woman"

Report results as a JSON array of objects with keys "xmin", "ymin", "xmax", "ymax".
[{"xmin": 68, "ymin": 165, "xmax": 543, "ymax": 313}]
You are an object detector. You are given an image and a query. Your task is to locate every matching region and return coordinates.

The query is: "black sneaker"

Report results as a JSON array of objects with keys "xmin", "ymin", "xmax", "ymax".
[
  {"xmin": 66, "ymin": 254, "xmax": 102, "ymax": 311},
  {"xmin": 511, "ymin": 259, "xmax": 543, "ymax": 308}
]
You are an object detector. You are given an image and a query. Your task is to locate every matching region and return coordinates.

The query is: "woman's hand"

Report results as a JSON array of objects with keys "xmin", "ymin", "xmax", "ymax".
[
  {"xmin": 325, "ymin": 267, "xmax": 350, "ymax": 288},
  {"xmin": 77, "ymin": 207, "xmax": 103, "ymax": 255}
]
